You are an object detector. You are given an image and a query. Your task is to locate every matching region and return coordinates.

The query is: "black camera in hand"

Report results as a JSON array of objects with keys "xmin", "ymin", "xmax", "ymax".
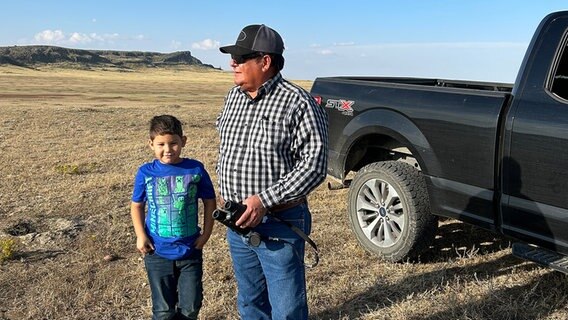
[{"xmin": 212, "ymin": 200, "xmax": 262, "ymax": 247}]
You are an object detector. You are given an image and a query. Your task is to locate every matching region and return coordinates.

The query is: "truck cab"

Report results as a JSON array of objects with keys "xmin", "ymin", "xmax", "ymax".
[{"xmin": 501, "ymin": 11, "xmax": 568, "ymax": 258}]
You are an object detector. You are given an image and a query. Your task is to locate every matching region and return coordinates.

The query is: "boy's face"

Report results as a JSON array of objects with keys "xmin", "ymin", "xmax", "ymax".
[{"xmin": 149, "ymin": 134, "xmax": 187, "ymax": 164}]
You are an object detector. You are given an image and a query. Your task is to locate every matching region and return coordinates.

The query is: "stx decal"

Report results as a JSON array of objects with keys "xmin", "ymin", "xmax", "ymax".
[{"xmin": 325, "ymin": 99, "xmax": 355, "ymax": 116}]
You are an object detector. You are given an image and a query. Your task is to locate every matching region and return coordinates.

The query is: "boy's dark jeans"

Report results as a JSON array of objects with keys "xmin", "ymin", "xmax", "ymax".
[{"xmin": 144, "ymin": 249, "xmax": 203, "ymax": 320}]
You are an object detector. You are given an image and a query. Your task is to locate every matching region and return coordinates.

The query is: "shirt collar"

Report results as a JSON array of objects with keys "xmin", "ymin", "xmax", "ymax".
[
  {"xmin": 239, "ymin": 72, "xmax": 283, "ymax": 100},
  {"xmin": 261, "ymin": 72, "xmax": 282, "ymax": 96}
]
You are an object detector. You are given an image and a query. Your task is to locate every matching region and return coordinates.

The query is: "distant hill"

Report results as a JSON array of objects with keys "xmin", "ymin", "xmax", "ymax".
[{"xmin": 0, "ymin": 45, "xmax": 218, "ymax": 70}]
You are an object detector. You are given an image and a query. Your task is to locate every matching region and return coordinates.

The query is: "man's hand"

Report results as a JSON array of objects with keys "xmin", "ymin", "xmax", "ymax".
[{"xmin": 236, "ymin": 195, "xmax": 267, "ymax": 228}]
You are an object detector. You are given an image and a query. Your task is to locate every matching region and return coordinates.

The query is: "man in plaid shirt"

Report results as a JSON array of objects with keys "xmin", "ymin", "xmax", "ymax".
[{"xmin": 216, "ymin": 24, "xmax": 328, "ymax": 320}]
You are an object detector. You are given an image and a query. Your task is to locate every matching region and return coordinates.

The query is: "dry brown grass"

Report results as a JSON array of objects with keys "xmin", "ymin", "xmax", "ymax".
[{"xmin": 0, "ymin": 65, "xmax": 567, "ymax": 320}]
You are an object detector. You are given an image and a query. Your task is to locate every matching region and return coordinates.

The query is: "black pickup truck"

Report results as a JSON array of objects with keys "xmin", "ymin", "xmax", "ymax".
[{"xmin": 311, "ymin": 11, "xmax": 568, "ymax": 272}]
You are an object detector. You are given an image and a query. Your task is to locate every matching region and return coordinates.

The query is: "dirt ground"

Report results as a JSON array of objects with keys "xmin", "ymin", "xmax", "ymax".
[{"xmin": 0, "ymin": 66, "xmax": 567, "ymax": 320}]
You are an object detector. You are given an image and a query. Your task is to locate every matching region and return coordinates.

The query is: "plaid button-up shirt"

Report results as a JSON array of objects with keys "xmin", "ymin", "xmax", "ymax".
[{"xmin": 216, "ymin": 73, "xmax": 328, "ymax": 208}]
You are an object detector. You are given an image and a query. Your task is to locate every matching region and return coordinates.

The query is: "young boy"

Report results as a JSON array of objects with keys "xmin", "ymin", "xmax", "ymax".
[{"xmin": 131, "ymin": 114, "xmax": 216, "ymax": 320}]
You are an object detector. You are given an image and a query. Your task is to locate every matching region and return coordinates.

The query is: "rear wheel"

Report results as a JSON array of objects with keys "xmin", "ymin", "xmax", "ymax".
[{"xmin": 347, "ymin": 161, "xmax": 438, "ymax": 261}]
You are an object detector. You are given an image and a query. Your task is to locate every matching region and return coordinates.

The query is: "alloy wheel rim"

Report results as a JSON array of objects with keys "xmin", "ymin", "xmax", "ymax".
[{"xmin": 356, "ymin": 179, "xmax": 405, "ymax": 248}]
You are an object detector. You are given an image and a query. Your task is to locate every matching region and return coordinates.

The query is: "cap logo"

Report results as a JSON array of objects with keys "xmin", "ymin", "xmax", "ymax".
[{"xmin": 237, "ymin": 31, "xmax": 247, "ymax": 42}]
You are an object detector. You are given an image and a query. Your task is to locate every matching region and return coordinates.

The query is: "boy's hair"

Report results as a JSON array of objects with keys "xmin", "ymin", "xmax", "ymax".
[{"xmin": 149, "ymin": 115, "xmax": 183, "ymax": 140}]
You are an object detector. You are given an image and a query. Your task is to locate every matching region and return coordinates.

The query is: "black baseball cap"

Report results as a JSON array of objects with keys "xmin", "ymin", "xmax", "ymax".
[{"xmin": 220, "ymin": 24, "xmax": 284, "ymax": 56}]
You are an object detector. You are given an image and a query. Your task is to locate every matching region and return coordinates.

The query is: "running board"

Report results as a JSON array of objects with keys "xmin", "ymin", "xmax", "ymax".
[{"xmin": 512, "ymin": 242, "xmax": 568, "ymax": 274}]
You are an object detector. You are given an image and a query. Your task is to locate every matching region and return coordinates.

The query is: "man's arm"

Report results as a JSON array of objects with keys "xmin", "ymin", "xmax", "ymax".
[{"xmin": 258, "ymin": 97, "xmax": 328, "ymax": 208}]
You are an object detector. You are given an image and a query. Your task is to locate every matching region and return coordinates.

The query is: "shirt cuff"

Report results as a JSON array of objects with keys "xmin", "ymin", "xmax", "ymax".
[{"xmin": 258, "ymin": 189, "xmax": 279, "ymax": 209}]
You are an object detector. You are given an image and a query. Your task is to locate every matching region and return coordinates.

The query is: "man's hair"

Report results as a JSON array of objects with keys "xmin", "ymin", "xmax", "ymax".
[
  {"xmin": 269, "ymin": 54, "xmax": 285, "ymax": 72},
  {"xmin": 149, "ymin": 115, "xmax": 183, "ymax": 140}
]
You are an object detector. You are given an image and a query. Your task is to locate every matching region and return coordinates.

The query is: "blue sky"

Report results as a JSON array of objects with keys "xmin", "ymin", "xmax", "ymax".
[{"xmin": 1, "ymin": 1, "xmax": 567, "ymax": 82}]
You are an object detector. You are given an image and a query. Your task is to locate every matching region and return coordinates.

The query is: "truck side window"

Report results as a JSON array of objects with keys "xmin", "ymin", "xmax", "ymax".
[{"xmin": 551, "ymin": 41, "xmax": 568, "ymax": 100}]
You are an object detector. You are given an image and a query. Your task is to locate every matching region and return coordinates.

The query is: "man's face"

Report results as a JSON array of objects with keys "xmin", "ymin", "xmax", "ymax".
[{"xmin": 230, "ymin": 53, "xmax": 266, "ymax": 94}]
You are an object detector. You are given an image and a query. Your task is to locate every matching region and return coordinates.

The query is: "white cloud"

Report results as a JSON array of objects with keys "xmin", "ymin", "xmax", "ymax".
[
  {"xmin": 69, "ymin": 32, "xmax": 92, "ymax": 44},
  {"xmin": 317, "ymin": 49, "xmax": 334, "ymax": 55},
  {"xmin": 68, "ymin": 32, "xmax": 121, "ymax": 44},
  {"xmin": 100, "ymin": 33, "xmax": 120, "ymax": 41},
  {"xmin": 191, "ymin": 38, "xmax": 220, "ymax": 50},
  {"xmin": 32, "ymin": 29, "xmax": 138, "ymax": 47},
  {"xmin": 333, "ymin": 42, "xmax": 355, "ymax": 46},
  {"xmin": 34, "ymin": 30, "xmax": 66, "ymax": 43},
  {"xmin": 89, "ymin": 33, "xmax": 105, "ymax": 42}
]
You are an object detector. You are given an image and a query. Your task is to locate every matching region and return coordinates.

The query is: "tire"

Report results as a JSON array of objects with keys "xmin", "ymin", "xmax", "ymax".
[{"xmin": 347, "ymin": 161, "xmax": 438, "ymax": 262}]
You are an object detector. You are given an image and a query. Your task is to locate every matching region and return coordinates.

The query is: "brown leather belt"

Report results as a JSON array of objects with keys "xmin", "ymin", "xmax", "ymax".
[{"xmin": 269, "ymin": 197, "xmax": 307, "ymax": 213}]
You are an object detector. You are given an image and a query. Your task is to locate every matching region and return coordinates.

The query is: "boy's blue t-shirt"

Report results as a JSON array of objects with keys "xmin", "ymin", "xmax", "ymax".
[{"xmin": 132, "ymin": 158, "xmax": 215, "ymax": 260}]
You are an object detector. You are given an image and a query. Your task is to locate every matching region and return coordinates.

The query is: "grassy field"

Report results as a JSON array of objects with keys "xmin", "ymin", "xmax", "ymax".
[{"xmin": 0, "ymin": 66, "xmax": 567, "ymax": 320}]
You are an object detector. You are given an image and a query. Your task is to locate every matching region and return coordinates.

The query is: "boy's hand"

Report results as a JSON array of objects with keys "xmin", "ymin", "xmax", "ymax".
[
  {"xmin": 136, "ymin": 235, "xmax": 155, "ymax": 254},
  {"xmin": 194, "ymin": 234, "xmax": 210, "ymax": 250}
]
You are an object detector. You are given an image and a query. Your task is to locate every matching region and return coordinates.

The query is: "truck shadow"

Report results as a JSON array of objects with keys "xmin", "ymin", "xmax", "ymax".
[
  {"xmin": 419, "ymin": 220, "xmax": 512, "ymax": 263},
  {"xmin": 311, "ymin": 253, "xmax": 547, "ymax": 320},
  {"xmin": 414, "ymin": 270, "xmax": 568, "ymax": 320}
]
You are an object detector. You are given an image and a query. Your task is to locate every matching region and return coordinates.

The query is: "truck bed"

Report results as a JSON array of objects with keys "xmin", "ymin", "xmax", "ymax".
[
  {"xmin": 323, "ymin": 76, "xmax": 513, "ymax": 93},
  {"xmin": 312, "ymin": 76, "xmax": 513, "ymax": 228}
]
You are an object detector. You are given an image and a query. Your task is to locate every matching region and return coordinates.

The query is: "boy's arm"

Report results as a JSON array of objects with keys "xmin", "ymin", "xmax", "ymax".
[
  {"xmin": 130, "ymin": 201, "xmax": 154, "ymax": 254},
  {"xmin": 194, "ymin": 198, "xmax": 216, "ymax": 249}
]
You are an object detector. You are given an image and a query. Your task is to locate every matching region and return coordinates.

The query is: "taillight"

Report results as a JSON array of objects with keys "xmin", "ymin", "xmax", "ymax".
[{"xmin": 313, "ymin": 95, "xmax": 322, "ymax": 106}]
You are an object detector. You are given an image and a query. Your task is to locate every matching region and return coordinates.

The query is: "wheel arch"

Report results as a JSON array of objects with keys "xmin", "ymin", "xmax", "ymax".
[{"xmin": 338, "ymin": 109, "xmax": 440, "ymax": 180}]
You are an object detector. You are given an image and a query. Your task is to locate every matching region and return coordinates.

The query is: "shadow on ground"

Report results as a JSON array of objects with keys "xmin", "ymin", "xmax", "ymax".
[
  {"xmin": 420, "ymin": 220, "xmax": 512, "ymax": 263},
  {"xmin": 311, "ymin": 221, "xmax": 559, "ymax": 320},
  {"xmin": 15, "ymin": 249, "xmax": 65, "ymax": 263}
]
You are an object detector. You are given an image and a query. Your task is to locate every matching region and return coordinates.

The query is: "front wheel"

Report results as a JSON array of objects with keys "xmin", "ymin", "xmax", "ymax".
[{"xmin": 347, "ymin": 161, "xmax": 438, "ymax": 262}]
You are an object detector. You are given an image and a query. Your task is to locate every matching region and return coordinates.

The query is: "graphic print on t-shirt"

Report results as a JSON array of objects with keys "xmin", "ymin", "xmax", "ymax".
[{"xmin": 146, "ymin": 174, "xmax": 200, "ymax": 238}]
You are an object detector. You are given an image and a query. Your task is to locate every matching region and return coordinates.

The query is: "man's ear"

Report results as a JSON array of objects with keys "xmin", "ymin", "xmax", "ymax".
[
  {"xmin": 261, "ymin": 55, "xmax": 272, "ymax": 72},
  {"xmin": 148, "ymin": 139, "xmax": 154, "ymax": 149},
  {"xmin": 181, "ymin": 136, "xmax": 187, "ymax": 147}
]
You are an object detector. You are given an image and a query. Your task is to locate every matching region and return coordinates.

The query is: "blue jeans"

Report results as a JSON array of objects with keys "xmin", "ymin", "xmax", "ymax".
[
  {"xmin": 227, "ymin": 203, "xmax": 311, "ymax": 320},
  {"xmin": 144, "ymin": 249, "xmax": 203, "ymax": 320}
]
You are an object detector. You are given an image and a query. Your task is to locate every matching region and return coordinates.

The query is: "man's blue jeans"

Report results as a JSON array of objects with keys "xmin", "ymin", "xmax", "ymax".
[
  {"xmin": 227, "ymin": 203, "xmax": 311, "ymax": 320},
  {"xmin": 144, "ymin": 249, "xmax": 203, "ymax": 320}
]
